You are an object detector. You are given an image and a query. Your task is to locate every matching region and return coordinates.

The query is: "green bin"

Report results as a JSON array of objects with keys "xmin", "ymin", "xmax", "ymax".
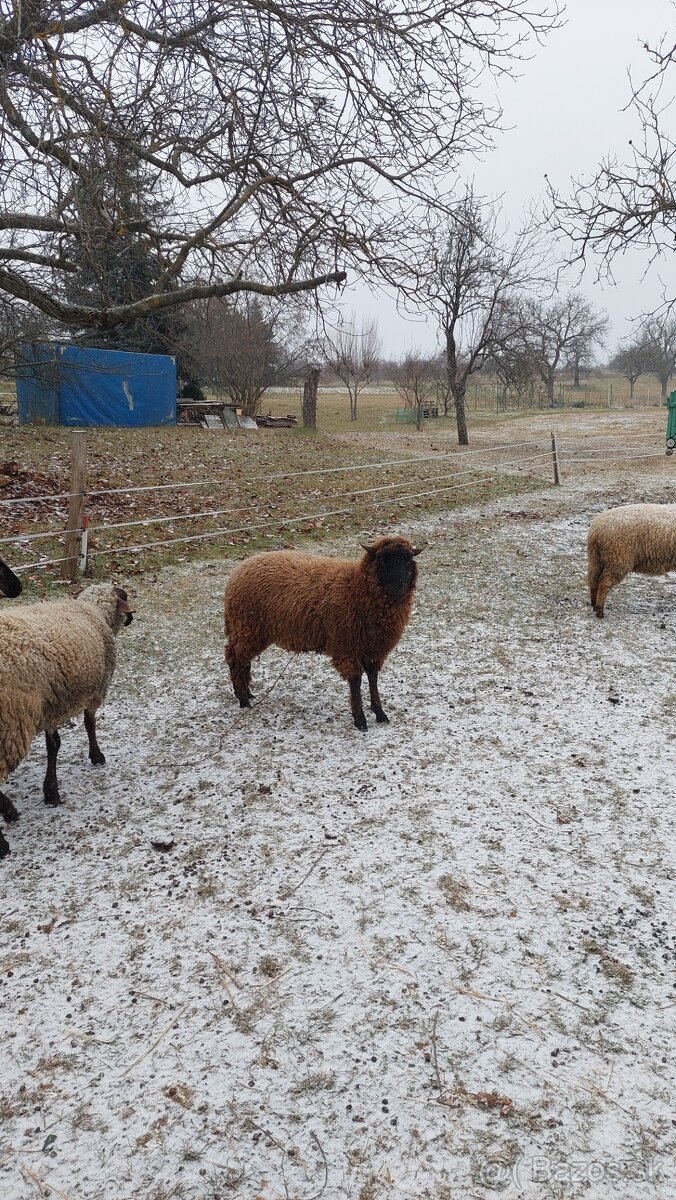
[{"xmin": 667, "ymin": 391, "xmax": 676, "ymax": 455}]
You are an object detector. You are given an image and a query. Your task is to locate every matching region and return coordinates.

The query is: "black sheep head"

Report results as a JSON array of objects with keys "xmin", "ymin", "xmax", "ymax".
[
  {"xmin": 361, "ymin": 536, "xmax": 424, "ymax": 600},
  {"xmin": 114, "ymin": 586, "xmax": 134, "ymax": 626},
  {"xmin": 0, "ymin": 555, "xmax": 22, "ymax": 598}
]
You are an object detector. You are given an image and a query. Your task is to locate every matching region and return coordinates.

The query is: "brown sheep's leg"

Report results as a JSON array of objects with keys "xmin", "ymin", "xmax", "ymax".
[
  {"xmin": 348, "ymin": 674, "xmax": 368, "ymax": 732},
  {"xmin": 243, "ymin": 662, "xmax": 255, "ymax": 700},
  {"xmin": 0, "ymin": 790, "xmax": 18, "ymax": 823},
  {"xmin": 84, "ymin": 708, "xmax": 106, "ymax": 765},
  {"xmin": 0, "ymin": 827, "xmax": 9, "ymax": 859},
  {"xmin": 43, "ymin": 729, "xmax": 63, "ymax": 807},
  {"xmin": 226, "ymin": 644, "xmax": 254, "ymax": 708},
  {"xmin": 365, "ymin": 660, "xmax": 389, "ymax": 724}
]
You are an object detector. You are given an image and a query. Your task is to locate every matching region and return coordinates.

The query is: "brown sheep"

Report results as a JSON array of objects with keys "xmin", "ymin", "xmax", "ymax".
[
  {"xmin": 588, "ymin": 503, "xmax": 676, "ymax": 617},
  {"xmin": 224, "ymin": 535, "xmax": 422, "ymax": 730}
]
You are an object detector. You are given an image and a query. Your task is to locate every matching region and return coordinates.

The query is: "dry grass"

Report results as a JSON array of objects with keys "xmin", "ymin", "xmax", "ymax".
[
  {"xmin": 437, "ymin": 874, "xmax": 472, "ymax": 912},
  {"xmin": 0, "ymin": 394, "xmax": 669, "ymax": 597},
  {"xmin": 259, "ymin": 371, "xmax": 669, "ymax": 434}
]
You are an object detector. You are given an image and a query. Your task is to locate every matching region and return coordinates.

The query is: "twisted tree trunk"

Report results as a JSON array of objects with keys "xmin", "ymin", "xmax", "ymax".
[{"xmin": 302, "ymin": 367, "xmax": 320, "ymax": 428}]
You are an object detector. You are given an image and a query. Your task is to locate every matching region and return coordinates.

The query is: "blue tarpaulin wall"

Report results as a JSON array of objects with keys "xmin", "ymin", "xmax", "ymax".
[{"xmin": 16, "ymin": 343, "xmax": 177, "ymax": 427}]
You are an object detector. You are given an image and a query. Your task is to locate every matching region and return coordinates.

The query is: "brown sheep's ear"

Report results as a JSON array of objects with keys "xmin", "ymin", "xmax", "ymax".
[{"xmin": 360, "ymin": 543, "xmax": 377, "ymax": 559}]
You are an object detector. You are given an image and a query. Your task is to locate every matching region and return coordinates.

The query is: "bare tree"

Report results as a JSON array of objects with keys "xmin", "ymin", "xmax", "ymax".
[
  {"xmin": 392, "ymin": 351, "xmax": 437, "ymax": 432},
  {"xmin": 430, "ymin": 351, "xmax": 454, "ymax": 416},
  {"xmin": 641, "ymin": 315, "xmax": 676, "ymax": 401},
  {"xmin": 548, "ymin": 32, "xmax": 676, "ymax": 294},
  {"xmin": 418, "ymin": 188, "xmax": 542, "ymax": 445},
  {"xmin": 610, "ymin": 336, "xmax": 655, "ymax": 399},
  {"xmin": 324, "ymin": 317, "xmax": 381, "ymax": 421},
  {"xmin": 181, "ymin": 297, "xmax": 303, "ymax": 416},
  {"xmin": 0, "ymin": 1, "xmax": 560, "ymax": 333},
  {"xmin": 487, "ymin": 335, "xmax": 539, "ymax": 402},
  {"xmin": 518, "ymin": 293, "xmax": 609, "ymax": 407},
  {"xmin": 565, "ymin": 306, "xmax": 611, "ymax": 387}
]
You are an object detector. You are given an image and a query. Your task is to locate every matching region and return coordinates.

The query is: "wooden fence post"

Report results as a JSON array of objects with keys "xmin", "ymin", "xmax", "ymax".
[
  {"xmin": 61, "ymin": 430, "xmax": 87, "ymax": 581},
  {"xmin": 551, "ymin": 430, "xmax": 561, "ymax": 486}
]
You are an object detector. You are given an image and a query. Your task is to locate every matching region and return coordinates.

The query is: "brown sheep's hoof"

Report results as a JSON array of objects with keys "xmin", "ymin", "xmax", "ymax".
[
  {"xmin": 594, "ymin": 606, "xmax": 604, "ymax": 619},
  {"xmin": 0, "ymin": 834, "xmax": 10, "ymax": 859},
  {"xmin": 354, "ymin": 713, "xmax": 368, "ymax": 732},
  {"xmin": 89, "ymin": 749, "xmax": 106, "ymax": 766},
  {"xmin": 373, "ymin": 709, "xmax": 389, "ymax": 724},
  {"xmin": 239, "ymin": 698, "xmax": 252, "ymax": 709},
  {"xmin": 43, "ymin": 787, "xmax": 62, "ymax": 807}
]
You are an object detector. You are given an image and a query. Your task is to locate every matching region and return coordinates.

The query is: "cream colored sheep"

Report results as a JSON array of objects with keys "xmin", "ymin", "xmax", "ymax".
[
  {"xmin": 588, "ymin": 503, "xmax": 676, "ymax": 617},
  {"xmin": 0, "ymin": 583, "xmax": 132, "ymax": 857}
]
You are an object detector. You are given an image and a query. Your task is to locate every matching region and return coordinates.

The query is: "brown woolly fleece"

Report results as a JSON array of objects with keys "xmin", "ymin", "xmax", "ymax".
[
  {"xmin": 588, "ymin": 503, "xmax": 676, "ymax": 617},
  {"xmin": 224, "ymin": 535, "xmax": 421, "ymax": 729},
  {"xmin": 0, "ymin": 584, "xmax": 131, "ymax": 855}
]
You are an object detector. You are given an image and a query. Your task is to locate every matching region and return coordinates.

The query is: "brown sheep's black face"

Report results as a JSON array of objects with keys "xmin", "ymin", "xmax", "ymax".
[{"xmin": 368, "ymin": 543, "xmax": 422, "ymax": 599}]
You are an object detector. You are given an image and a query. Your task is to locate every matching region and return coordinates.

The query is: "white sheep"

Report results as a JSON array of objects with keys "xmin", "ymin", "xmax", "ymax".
[
  {"xmin": 588, "ymin": 503, "xmax": 676, "ymax": 617},
  {"xmin": 0, "ymin": 583, "xmax": 132, "ymax": 857}
]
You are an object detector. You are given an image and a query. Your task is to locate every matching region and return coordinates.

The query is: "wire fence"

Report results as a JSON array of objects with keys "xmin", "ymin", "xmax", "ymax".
[
  {"xmin": 468, "ymin": 382, "xmax": 666, "ymax": 413},
  {"xmin": 0, "ymin": 430, "xmax": 670, "ymax": 579}
]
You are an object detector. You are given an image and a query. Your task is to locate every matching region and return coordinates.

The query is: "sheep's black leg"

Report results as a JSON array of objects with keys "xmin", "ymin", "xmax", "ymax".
[
  {"xmin": 244, "ymin": 662, "xmax": 255, "ymax": 701},
  {"xmin": 0, "ymin": 790, "xmax": 18, "ymax": 823},
  {"xmin": 43, "ymin": 729, "xmax": 62, "ymax": 807},
  {"xmin": 348, "ymin": 674, "xmax": 367, "ymax": 732},
  {"xmin": 84, "ymin": 708, "xmax": 106, "ymax": 765},
  {"xmin": 365, "ymin": 661, "xmax": 389, "ymax": 724},
  {"xmin": 0, "ymin": 828, "xmax": 9, "ymax": 859}
]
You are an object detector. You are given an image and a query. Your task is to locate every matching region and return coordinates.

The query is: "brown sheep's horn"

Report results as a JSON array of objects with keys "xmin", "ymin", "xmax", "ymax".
[
  {"xmin": 411, "ymin": 545, "xmax": 426, "ymax": 556},
  {"xmin": 360, "ymin": 542, "xmax": 377, "ymax": 558}
]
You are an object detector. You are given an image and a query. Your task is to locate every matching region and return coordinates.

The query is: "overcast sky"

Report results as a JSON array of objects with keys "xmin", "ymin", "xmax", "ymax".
[{"xmin": 344, "ymin": 0, "xmax": 675, "ymax": 358}]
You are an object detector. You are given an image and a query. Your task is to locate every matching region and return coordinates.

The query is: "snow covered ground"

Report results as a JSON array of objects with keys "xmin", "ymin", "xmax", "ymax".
[{"xmin": 1, "ymin": 476, "xmax": 675, "ymax": 1200}]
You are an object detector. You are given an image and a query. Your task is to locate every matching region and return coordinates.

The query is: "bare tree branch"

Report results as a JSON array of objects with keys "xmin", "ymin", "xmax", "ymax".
[
  {"xmin": 547, "ymin": 27, "xmax": 676, "ymax": 295},
  {"xmin": 0, "ymin": 0, "xmax": 561, "ymax": 328}
]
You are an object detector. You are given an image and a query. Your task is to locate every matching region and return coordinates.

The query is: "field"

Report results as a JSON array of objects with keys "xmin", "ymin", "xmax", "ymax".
[
  {"xmin": 257, "ymin": 375, "xmax": 669, "ymax": 434},
  {"xmin": 1, "ymin": 406, "xmax": 675, "ymax": 1200},
  {"xmin": 0, "ymin": 390, "xmax": 671, "ymax": 590}
]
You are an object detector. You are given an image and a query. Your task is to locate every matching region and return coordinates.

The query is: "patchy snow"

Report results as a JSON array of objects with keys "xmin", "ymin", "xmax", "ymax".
[{"xmin": 1, "ymin": 478, "xmax": 675, "ymax": 1200}]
